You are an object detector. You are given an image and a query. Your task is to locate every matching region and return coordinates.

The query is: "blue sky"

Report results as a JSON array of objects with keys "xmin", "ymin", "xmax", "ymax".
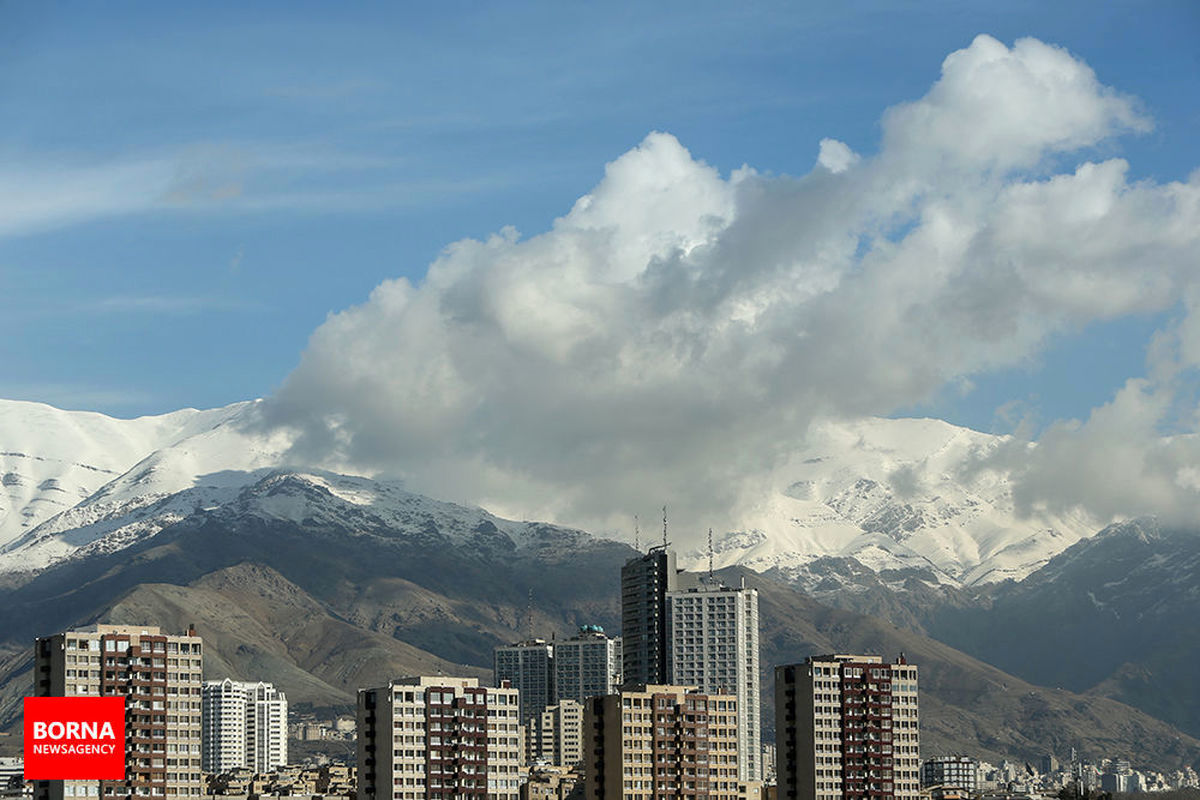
[{"xmin": 1, "ymin": 0, "xmax": 1197, "ymax": 436}]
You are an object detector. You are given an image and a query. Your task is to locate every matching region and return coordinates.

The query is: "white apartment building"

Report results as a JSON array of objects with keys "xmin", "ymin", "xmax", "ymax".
[
  {"xmin": 356, "ymin": 676, "xmax": 521, "ymax": 800},
  {"xmin": 666, "ymin": 580, "xmax": 761, "ymax": 782},
  {"xmin": 552, "ymin": 627, "xmax": 621, "ymax": 706},
  {"xmin": 201, "ymin": 679, "xmax": 288, "ymax": 774}
]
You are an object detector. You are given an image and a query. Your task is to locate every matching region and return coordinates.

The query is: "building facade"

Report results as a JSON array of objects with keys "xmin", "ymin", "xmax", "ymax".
[
  {"xmin": 357, "ymin": 676, "xmax": 521, "ymax": 800},
  {"xmin": 494, "ymin": 640, "xmax": 554, "ymax": 724},
  {"xmin": 552, "ymin": 627, "xmax": 621, "ymax": 706},
  {"xmin": 583, "ymin": 685, "xmax": 741, "ymax": 800},
  {"xmin": 919, "ymin": 757, "xmax": 977, "ymax": 793},
  {"xmin": 775, "ymin": 655, "xmax": 919, "ymax": 800},
  {"xmin": 525, "ymin": 701, "xmax": 584, "ymax": 768},
  {"xmin": 620, "ymin": 548, "xmax": 681, "ymax": 686},
  {"xmin": 666, "ymin": 581, "xmax": 761, "ymax": 783},
  {"xmin": 201, "ymin": 679, "xmax": 288, "ymax": 774},
  {"xmin": 33, "ymin": 624, "xmax": 205, "ymax": 800}
]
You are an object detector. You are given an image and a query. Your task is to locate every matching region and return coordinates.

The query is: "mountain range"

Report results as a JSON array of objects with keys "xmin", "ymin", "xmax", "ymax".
[{"xmin": 1, "ymin": 398, "xmax": 1197, "ymax": 768}]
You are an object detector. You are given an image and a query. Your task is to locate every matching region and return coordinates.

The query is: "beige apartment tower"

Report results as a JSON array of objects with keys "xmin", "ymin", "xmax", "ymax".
[
  {"xmin": 525, "ymin": 700, "xmax": 583, "ymax": 768},
  {"xmin": 775, "ymin": 655, "xmax": 919, "ymax": 800},
  {"xmin": 33, "ymin": 624, "xmax": 205, "ymax": 800},
  {"xmin": 357, "ymin": 676, "xmax": 522, "ymax": 800},
  {"xmin": 583, "ymin": 684, "xmax": 741, "ymax": 800}
]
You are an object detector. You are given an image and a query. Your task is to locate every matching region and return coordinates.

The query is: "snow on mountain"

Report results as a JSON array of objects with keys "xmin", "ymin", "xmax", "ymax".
[
  {"xmin": 0, "ymin": 399, "xmax": 1101, "ymax": 585},
  {"xmin": 0, "ymin": 399, "xmax": 251, "ymax": 549},
  {"xmin": 0, "ymin": 400, "xmax": 305, "ymax": 572},
  {"xmin": 681, "ymin": 417, "xmax": 1100, "ymax": 587},
  {"xmin": 206, "ymin": 470, "xmax": 599, "ymax": 555}
]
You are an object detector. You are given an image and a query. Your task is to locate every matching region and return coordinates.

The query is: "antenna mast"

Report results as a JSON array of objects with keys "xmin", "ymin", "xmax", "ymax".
[
  {"xmin": 526, "ymin": 587, "xmax": 534, "ymax": 640},
  {"xmin": 662, "ymin": 505, "xmax": 668, "ymax": 549},
  {"xmin": 634, "ymin": 514, "xmax": 640, "ymax": 552},
  {"xmin": 708, "ymin": 527, "xmax": 714, "ymax": 580}
]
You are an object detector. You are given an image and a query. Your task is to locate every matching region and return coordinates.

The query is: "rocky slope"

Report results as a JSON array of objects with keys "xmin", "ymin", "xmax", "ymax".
[
  {"xmin": 924, "ymin": 518, "xmax": 1200, "ymax": 738},
  {"xmin": 0, "ymin": 471, "xmax": 1195, "ymax": 768}
]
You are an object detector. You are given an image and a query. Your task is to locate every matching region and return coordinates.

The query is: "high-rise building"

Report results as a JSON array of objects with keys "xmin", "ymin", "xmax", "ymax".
[
  {"xmin": 919, "ymin": 757, "xmax": 977, "ymax": 792},
  {"xmin": 201, "ymin": 679, "xmax": 288, "ymax": 774},
  {"xmin": 356, "ymin": 676, "xmax": 521, "ymax": 800},
  {"xmin": 666, "ymin": 580, "xmax": 761, "ymax": 782},
  {"xmin": 525, "ymin": 700, "xmax": 584, "ymax": 768},
  {"xmin": 552, "ymin": 627, "xmax": 621, "ymax": 706},
  {"xmin": 775, "ymin": 655, "xmax": 920, "ymax": 800},
  {"xmin": 583, "ymin": 685, "xmax": 741, "ymax": 800},
  {"xmin": 620, "ymin": 547, "xmax": 682, "ymax": 686},
  {"xmin": 493, "ymin": 639, "xmax": 554, "ymax": 724},
  {"xmin": 32, "ymin": 624, "xmax": 205, "ymax": 800}
]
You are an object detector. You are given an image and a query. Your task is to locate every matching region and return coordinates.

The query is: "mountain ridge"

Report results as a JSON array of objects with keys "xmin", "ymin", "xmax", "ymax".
[
  {"xmin": 0, "ymin": 471, "xmax": 1194, "ymax": 769},
  {"xmin": 0, "ymin": 399, "xmax": 1105, "ymax": 585}
]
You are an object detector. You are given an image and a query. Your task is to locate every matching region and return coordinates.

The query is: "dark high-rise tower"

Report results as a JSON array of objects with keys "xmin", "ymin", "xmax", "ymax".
[{"xmin": 619, "ymin": 546, "xmax": 678, "ymax": 685}]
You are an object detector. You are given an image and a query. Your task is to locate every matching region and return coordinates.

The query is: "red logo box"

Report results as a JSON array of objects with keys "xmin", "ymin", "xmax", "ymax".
[{"xmin": 24, "ymin": 697, "xmax": 126, "ymax": 780}]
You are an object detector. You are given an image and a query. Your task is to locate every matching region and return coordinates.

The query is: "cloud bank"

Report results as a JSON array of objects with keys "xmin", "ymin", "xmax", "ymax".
[{"xmin": 265, "ymin": 35, "xmax": 1200, "ymax": 536}]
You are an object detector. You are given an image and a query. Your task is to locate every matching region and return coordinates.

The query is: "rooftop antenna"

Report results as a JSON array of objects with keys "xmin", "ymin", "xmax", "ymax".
[
  {"xmin": 634, "ymin": 514, "xmax": 640, "ymax": 552},
  {"xmin": 708, "ymin": 527, "xmax": 714, "ymax": 580},
  {"xmin": 662, "ymin": 505, "xmax": 668, "ymax": 549},
  {"xmin": 526, "ymin": 587, "xmax": 534, "ymax": 640}
]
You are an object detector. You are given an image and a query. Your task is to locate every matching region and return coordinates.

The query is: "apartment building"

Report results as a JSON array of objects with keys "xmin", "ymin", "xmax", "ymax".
[
  {"xmin": 32, "ymin": 624, "xmax": 205, "ymax": 800},
  {"xmin": 525, "ymin": 701, "xmax": 583, "ymax": 768},
  {"xmin": 552, "ymin": 627, "xmax": 621, "ymax": 706},
  {"xmin": 494, "ymin": 640, "xmax": 554, "ymax": 724},
  {"xmin": 583, "ymin": 684, "xmax": 740, "ymax": 800},
  {"xmin": 775, "ymin": 655, "xmax": 919, "ymax": 800},
  {"xmin": 919, "ymin": 757, "xmax": 977, "ymax": 793},
  {"xmin": 666, "ymin": 580, "xmax": 761, "ymax": 782},
  {"xmin": 620, "ymin": 548, "xmax": 686, "ymax": 686},
  {"xmin": 356, "ymin": 676, "xmax": 521, "ymax": 800},
  {"xmin": 201, "ymin": 679, "xmax": 288, "ymax": 774}
]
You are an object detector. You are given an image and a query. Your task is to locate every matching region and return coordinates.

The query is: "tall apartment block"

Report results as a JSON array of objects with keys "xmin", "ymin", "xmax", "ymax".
[
  {"xmin": 582, "ymin": 685, "xmax": 741, "ymax": 800},
  {"xmin": 493, "ymin": 640, "xmax": 554, "ymax": 724},
  {"xmin": 552, "ymin": 626, "xmax": 621, "ymax": 706},
  {"xmin": 775, "ymin": 655, "xmax": 920, "ymax": 800},
  {"xmin": 666, "ymin": 580, "xmax": 761, "ymax": 782},
  {"xmin": 620, "ymin": 547, "xmax": 682, "ymax": 686},
  {"xmin": 201, "ymin": 679, "xmax": 288, "ymax": 774},
  {"xmin": 32, "ymin": 624, "xmax": 205, "ymax": 800},
  {"xmin": 525, "ymin": 700, "xmax": 583, "ymax": 768},
  {"xmin": 356, "ymin": 676, "xmax": 521, "ymax": 800}
]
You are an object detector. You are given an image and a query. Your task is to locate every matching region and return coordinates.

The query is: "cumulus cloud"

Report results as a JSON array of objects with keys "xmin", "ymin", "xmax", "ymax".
[
  {"xmin": 264, "ymin": 35, "xmax": 1200, "ymax": 538},
  {"xmin": 817, "ymin": 139, "xmax": 859, "ymax": 174}
]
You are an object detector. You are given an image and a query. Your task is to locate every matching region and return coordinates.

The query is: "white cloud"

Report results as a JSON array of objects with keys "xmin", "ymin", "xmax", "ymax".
[
  {"xmin": 0, "ymin": 143, "xmax": 471, "ymax": 239},
  {"xmin": 816, "ymin": 139, "xmax": 859, "ymax": 174},
  {"xmin": 263, "ymin": 35, "xmax": 1200, "ymax": 539}
]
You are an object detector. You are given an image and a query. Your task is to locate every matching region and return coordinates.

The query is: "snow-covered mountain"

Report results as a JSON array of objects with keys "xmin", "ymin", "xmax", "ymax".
[
  {"xmin": 0, "ymin": 399, "xmax": 304, "ymax": 571},
  {"xmin": 0, "ymin": 399, "xmax": 256, "ymax": 547},
  {"xmin": 680, "ymin": 417, "xmax": 1100, "ymax": 587},
  {"xmin": 0, "ymin": 399, "xmax": 1100, "ymax": 584}
]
